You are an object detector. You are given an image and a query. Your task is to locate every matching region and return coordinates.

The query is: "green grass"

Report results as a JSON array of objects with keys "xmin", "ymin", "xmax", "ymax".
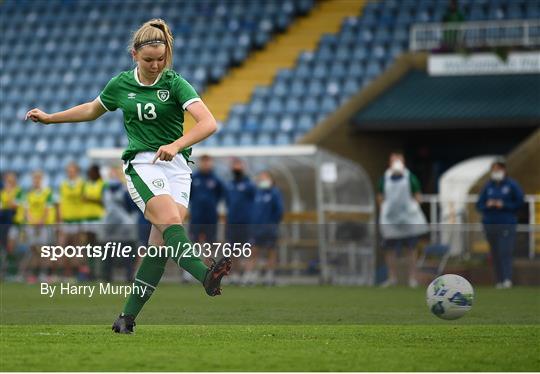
[{"xmin": 1, "ymin": 283, "xmax": 539, "ymax": 371}]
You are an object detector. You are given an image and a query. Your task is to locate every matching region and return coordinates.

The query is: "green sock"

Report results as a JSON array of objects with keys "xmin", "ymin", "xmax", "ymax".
[
  {"xmin": 164, "ymin": 224, "xmax": 208, "ymax": 283},
  {"xmin": 122, "ymin": 255, "xmax": 168, "ymax": 318}
]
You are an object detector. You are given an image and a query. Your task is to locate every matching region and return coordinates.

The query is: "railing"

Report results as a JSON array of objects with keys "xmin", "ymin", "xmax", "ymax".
[
  {"xmin": 410, "ymin": 19, "xmax": 540, "ymax": 51},
  {"xmin": 420, "ymin": 194, "xmax": 539, "ymax": 259}
]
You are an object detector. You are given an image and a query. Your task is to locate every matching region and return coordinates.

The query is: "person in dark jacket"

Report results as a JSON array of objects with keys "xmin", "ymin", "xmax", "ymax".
[
  {"xmin": 244, "ymin": 171, "xmax": 284, "ymax": 286},
  {"xmin": 225, "ymin": 158, "xmax": 256, "ymax": 245},
  {"xmin": 225, "ymin": 158, "xmax": 256, "ymax": 284},
  {"xmin": 476, "ymin": 158, "xmax": 524, "ymax": 289},
  {"xmin": 189, "ymin": 155, "xmax": 224, "ymax": 244}
]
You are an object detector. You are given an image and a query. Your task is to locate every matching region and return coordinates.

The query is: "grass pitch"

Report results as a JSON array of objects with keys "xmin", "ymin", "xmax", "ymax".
[{"xmin": 1, "ymin": 283, "xmax": 539, "ymax": 371}]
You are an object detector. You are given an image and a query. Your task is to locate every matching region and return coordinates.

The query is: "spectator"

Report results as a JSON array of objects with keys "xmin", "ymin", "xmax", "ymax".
[
  {"xmin": 0, "ymin": 172, "xmax": 24, "ymax": 279},
  {"xmin": 225, "ymin": 158, "xmax": 256, "ymax": 282},
  {"xmin": 378, "ymin": 153, "xmax": 428, "ymax": 288},
  {"xmin": 189, "ymin": 154, "xmax": 224, "ymax": 244},
  {"xmin": 0, "ymin": 172, "xmax": 24, "ymax": 254},
  {"xmin": 81, "ymin": 164, "xmax": 106, "ymax": 280},
  {"xmin": 58, "ymin": 162, "xmax": 85, "ymax": 279},
  {"xmin": 244, "ymin": 171, "xmax": 284, "ymax": 286},
  {"xmin": 21, "ymin": 170, "xmax": 53, "ymax": 283},
  {"xmin": 476, "ymin": 158, "xmax": 524, "ymax": 289},
  {"xmin": 102, "ymin": 166, "xmax": 138, "ymax": 282},
  {"xmin": 442, "ymin": 0, "xmax": 465, "ymax": 51}
]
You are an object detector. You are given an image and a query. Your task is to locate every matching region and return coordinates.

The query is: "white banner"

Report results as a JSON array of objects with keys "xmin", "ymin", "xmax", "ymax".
[{"xmin": 428, "ymin": 52, "xmax": 540, "ymax": 76}]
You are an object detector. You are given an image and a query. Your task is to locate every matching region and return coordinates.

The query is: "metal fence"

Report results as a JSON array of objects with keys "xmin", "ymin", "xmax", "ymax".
[
  {"xmin": 410, "ymin": 19, "xmax": 540, "ymax": 51},
  {"xmin": 420, "ymin": 194, "xmax": 539, "ymax": 259}
]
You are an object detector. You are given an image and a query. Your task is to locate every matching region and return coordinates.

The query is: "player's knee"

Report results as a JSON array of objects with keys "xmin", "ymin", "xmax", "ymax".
[{"xmin": 164, "ymin": 215, "xmax": 182, "ymax": 225}]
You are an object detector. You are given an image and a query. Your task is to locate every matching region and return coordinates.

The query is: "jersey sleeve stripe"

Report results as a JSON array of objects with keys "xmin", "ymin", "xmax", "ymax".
[
  {"xmin": 97, "ymin": 95, "xmax": 111, "ymax": 112},
  {"xmin": 182, "ymin": 97, "xmax": 202, "ymax": 111}
]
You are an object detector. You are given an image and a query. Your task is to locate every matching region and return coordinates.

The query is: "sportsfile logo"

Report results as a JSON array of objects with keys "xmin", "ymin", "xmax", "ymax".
[{"xmin": 40, "ymin": 242, "xmax": 252, "ymax": 262}]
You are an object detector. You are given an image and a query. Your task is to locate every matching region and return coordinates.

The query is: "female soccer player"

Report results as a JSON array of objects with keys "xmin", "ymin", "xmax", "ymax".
[{"xmin": 25, "ymin": 19, "xmax": 232, "ymax": 334}]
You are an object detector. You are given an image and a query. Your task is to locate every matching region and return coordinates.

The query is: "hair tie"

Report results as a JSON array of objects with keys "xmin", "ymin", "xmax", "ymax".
[{"xmin": 134, "ymin": 39, "xmax": 165, "ymax": 50}]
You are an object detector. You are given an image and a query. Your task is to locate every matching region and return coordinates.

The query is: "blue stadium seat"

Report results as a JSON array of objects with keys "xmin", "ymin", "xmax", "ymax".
[
  {"xmin": 43, "ymin": 155, "xmax": 61, "ymax": 174},
  {"xmin": 201, "ymin": 133, "xmax": 220, "ymax": 147},
  {"xmin": 291, "ymin": 80, "xmax": 307, "ymax": 97},
  {"xmin": 221, "ymin": 133, "xmax": 236, "ymax": 147},
  {"xmin": 261, "ymin": 116, "xmax": 280, "ymax": 132},
  {"xmin": 243, "ymin": 115, "xmax": 260, "ymax": 133},
  {"xmin": 297, "ymin": 114, "xmax": 315, "ymax": 132},
  {"xmin": 321, "ymin": 97, "xmax": 338, "ymax": 113},
  {"xmin": 280, "ymin": 115, "xmax": 295, "ymax": 133},
  {"xmin": 275, "ymin": 133, "xmax": 292, "ymax": 145},
  {"xmin": 366, "ymin": 60, "xmax": 383, "ymax": 79},
  {"xmin": 249, "ymin": 98, "xmax": 265, "ymax": 115},
  {"xmin": 239, "ymin": 133, "xmax": 255, "ymax": 146},
  {"xmin": 272, "ymin": 81, "xmax": 289, "ymax": 97},
  {"xmin": 267, "ymin": 97, "xmax": 282, "ymax": 115},
  {"xmin": 302, "ymin": 97, "xmax": 318, "ymax": 115},
  {"xmin": 10, "ymin": 155, "xmax": 25, "ymax": 173},
  {"xmin": 226, "ymin": 116, "xmax": 243, "ymax": 133},
  {"xmin": 307, "ymin": 80, "xmax": 325, "ymax": 97},
  {"xmin": 230, "ymin": 104, "xmax": 247, "ymax": 117},
  {"xmin": 296, "ymin": 64, "xmax": 312, "ymax": 79},
  {"xmin": 252, "ymin": 86, "xmax": 270, "ymax": 100},
  {"xmin": 284, "ymin": 98, "xmax": 301, "ymax": 115},
  {"xmin": 256, "ymin": 133, "xmax": 273, "ymax": 146},
  {"xmin": 20, "ymin": 173, "xmax": 33, "ymax": 190}
]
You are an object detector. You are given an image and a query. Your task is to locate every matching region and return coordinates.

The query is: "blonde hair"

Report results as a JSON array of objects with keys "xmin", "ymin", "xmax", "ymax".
[{"xmin": 131, "ymin": 19, "xmax": 174, "ymax": 70}]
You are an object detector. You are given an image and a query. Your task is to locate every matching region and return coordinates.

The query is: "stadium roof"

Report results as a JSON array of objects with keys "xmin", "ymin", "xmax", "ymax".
[{"xmin": 352, "ymin": 70, "xmax": 540, "ymax": 130}]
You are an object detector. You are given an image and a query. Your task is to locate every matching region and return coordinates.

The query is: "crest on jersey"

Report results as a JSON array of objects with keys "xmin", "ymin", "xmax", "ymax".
[
  {"xmin": 157, "ymin": 90, "xmax": 170, "ymax": 102},
  {"xmin": 152, "ymin": 179, "xmax": 165, "ymax": 189}
]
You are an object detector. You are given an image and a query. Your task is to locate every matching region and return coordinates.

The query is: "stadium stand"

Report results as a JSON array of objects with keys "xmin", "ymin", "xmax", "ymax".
[
  {"xmin": 0, "ymin": 0, "xmax": 314, "ymax": 188},
  {"xmin": 2, "ymin": 0, "xmax": 539, "ymax": 187},
  {"xmin": 213, "ymin": 0, "xmax": 540, "ymax": 147}
]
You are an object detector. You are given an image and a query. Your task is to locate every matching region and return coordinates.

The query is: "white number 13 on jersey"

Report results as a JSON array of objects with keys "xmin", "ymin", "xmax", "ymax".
[{"xmin": 136, "ymin": 103, "xmax": 157, "ymax": 121}]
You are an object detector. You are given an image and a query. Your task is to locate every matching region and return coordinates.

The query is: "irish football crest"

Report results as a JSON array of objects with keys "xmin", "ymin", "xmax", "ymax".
[
  {"xmin": 152, "ymin": 179, "xmax": 165, "ymax": 189},
  {"xmin": 157, "ymin": 90, "xmax": 169, "ymax": 102}
]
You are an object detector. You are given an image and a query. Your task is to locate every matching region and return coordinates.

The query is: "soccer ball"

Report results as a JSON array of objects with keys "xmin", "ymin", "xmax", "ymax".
[{"xmin": 426, "ymin": 274, "xmax": 474, "ymax": 320}]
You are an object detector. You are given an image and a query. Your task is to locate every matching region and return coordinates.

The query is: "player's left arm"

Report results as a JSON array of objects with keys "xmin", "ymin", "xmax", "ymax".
[{"xmin": 153, "ymin": 101, "xmax": 217, "ymax": 162}]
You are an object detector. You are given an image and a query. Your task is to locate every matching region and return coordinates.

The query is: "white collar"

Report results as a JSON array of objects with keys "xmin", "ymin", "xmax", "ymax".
[{"xmin": 134, "ymin": 66, "xmax": 163, "ymax": 87}]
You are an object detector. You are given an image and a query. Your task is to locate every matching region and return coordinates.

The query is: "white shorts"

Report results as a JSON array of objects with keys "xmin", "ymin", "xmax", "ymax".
[{"xmin": 123, "ymin": 152, "xmax": 192, "ymax": 213}]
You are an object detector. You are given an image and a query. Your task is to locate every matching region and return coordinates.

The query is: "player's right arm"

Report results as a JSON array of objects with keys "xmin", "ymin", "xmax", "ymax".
[{"xmin": 25, "ymin": 98, "xmax": 106, "ymax": 124}]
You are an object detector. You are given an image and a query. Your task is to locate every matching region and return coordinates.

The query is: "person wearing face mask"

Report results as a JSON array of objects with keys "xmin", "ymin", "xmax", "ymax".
[
  {"xmin": 189, "ymin": 155, "xmax": 224, "ymax": 244},
  {"xmin": 225, "ymin": 158, "xmax": 256, "ymax": 282},
  {"xmin": 243, "ymin": 171, "xmax": 284, "ymax": 286},
  {"xmin": 476, "ymin": 158, "xmax": 524, "ymax": 289},
  {"xmin": 378, "ymin": 152, "xmax": 428, "ymax": 288}
]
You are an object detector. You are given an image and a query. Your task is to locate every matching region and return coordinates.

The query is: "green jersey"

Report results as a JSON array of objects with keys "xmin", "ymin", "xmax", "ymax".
[{"xmin": 99, "ymin": 67, "xmax": 200, "ymax": 162}]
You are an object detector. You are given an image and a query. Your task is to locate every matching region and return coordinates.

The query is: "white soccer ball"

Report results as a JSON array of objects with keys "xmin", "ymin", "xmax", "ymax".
[{"xmin": 426, "ymin": 274, "xmax": 474, "ymax": 320}]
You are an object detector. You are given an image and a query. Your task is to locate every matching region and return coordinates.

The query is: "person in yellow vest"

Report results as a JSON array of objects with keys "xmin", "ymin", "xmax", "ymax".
[
  {"xmin": 81, "ymin": 164, "xmax": 106, "ymax": 280},
  {"xmin": 22, "ymin": 170, "xmax": 53, "ymax": 283},
  {"xmin": 0, "ymin": 172, "xmax": 25, "ymax": 255},
  {"xmin": 58, "ymin": 162, "xmax": 85, "ymax": 279}
]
